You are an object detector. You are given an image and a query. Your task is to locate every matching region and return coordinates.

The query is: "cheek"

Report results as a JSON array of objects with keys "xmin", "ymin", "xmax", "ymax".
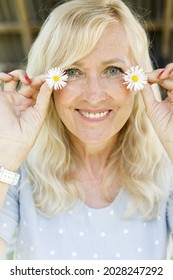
[
  {"xmin": 53, "ymin": 91, "xmax": 74, "ymax": 112},
  {"xmin": 52, "ymin": 93, "xmax": 67, "ymax": 120},
  {"xmin": 53, "ymin": 88, "xmax": 78, "ymax": 128},
  {"xmin": 53, "ymin": 78, "xmax": 133, "ymax": 109},
  {"xmin": 53, "ymin": 82, "xmax": 81, "ymax": 107},
  {"xmin": 111, "ymin": 81, "xmax": 133, "ymax": 106}
]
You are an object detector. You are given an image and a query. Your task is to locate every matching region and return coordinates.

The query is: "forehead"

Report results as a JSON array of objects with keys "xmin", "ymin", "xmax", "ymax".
[{"xmin": 75, "ymin": 23, "xmax": 131, "ymax": 66}]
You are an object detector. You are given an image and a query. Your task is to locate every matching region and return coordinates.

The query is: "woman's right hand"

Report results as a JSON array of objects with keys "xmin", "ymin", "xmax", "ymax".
[{"xmin": 0, "ymin": 70, "xmax": 53, "ymax": 171}]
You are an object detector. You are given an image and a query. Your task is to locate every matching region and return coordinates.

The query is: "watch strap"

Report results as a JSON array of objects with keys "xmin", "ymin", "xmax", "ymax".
[{"xmin": 0, "ymin": 167, "xmax": 20, "ymax": 185}]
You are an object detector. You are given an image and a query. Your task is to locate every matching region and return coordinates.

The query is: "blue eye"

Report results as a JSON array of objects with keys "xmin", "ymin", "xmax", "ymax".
[
  {"xmin": 106, "ymin": 66, "xmax": 122, "ymax": 76},
  {"xmin": 65, "ymin": 68, "xmax": 80, "ymax": 77}
]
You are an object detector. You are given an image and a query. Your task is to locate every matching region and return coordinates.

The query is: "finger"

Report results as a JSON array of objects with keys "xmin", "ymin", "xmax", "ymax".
[
  {"xmin": 0, "ymin": 72, "xmax": 14, "ymax": 91},
  {"xmin": 19, "ymin": 74, "xmax": 46, "ymax": 98},
  {"xmin": 158, "ymin": 79, "xmax": 173, "ymax": 91},
  {"xmin": 167, "ymin": 90, "xmax": 173, "ymax": 103},
  {"xmin": 4, "ymin": 69, "xmax": 31, "ymax": 92},
  {"xmin": 146, "ymin": 64, "xmax": 173, "ymax": 84},
  {"xmin": 160, "ymin": 63, "xmax": 173, "ymax": 77},
  {"xmin": 155, "ymin": 64, "xmax": 173, "ymax": 82},
  {"xmin": 146, "ymin": 68, "xmax": 171, "ymax": 84},
  {"xmin": 0, "ymin": 72, "xmax": 14, "ymax": 81},
  {"xmin": 146, "ymin": 69, "xmax": 164, "ymax": 84},
  {"xmin": 170, "ymin": 69, "xmax": 173, "ymax": 78},
  {"xmin": 141, "ymin": 83, "xmax": 159, "ymax": 113},
  {"xmin": 33, "ymin": 82, "xmax": 53, "ymax": 117},
  {"xmin": 147, "ymin": 67, "xmax": 173, "ymax": 91},
  {"xmin": 9, "ymin": 69, "xmax": 31, "ymax": 83}
]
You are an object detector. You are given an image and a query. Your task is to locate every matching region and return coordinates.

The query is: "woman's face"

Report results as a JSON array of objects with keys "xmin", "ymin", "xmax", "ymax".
[{"xmin": 53, "ymin": 23, "xmax": 134, "ymax": 145}]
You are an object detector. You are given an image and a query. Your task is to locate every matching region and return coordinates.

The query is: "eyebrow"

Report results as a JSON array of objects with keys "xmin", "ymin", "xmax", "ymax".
[
  {"xmin": 72, "ymin": 58, "xmax": 127, "ymax": 67},
  {"xmin": 100, "ymin": 58, "xmax": 126, "ymax": 66}
]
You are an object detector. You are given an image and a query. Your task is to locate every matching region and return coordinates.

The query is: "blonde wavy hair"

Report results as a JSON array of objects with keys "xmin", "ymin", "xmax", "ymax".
[{"xmin": 25, "ymin": 0, "xmax": 172, "ymax": 218}]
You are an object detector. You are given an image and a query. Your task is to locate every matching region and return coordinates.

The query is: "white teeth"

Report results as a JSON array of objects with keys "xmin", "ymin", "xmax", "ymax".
[{"xmin": 80, "ymin": 110, "xmax": 109, "ymax": 119}]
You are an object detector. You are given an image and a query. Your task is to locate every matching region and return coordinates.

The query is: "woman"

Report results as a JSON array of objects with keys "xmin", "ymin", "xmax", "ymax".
[{"xmin": 0, "ymin": 0, "xmax": 173, "ymax": 259}]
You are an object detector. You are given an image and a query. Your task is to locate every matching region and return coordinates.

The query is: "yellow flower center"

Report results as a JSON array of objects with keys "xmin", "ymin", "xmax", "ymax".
[
  {"xmin": 53, "ymin": 75, "xmax": 60, "ymax": 82},
  {"xmin": 132, "ymin": 75, "xmax": 139, "ymax": 82}
]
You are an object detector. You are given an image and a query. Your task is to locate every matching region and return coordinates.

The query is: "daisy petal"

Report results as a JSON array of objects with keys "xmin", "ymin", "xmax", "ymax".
[
  {"xmin": 123, "ymin": 66, "xmax": 147, "ymax": 92},
  {"xmin": 45, "ymin": 67, "xmax": 68, "ymax": 91}
]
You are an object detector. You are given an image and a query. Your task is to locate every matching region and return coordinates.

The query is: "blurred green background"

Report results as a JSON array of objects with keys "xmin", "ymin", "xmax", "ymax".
[{"xmin": 0, "ymin": 0, "xmax": 173, "ymax": 72}]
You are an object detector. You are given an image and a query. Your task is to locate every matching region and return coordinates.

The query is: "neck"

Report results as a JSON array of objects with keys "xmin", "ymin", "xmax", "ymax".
[
  {"xmin": 69, "ymin": 134, "xmax": 119, "ymax": 208},
  {"xmin": 70, "ymin": 135, "xmax": 118, "ymax": 178}
]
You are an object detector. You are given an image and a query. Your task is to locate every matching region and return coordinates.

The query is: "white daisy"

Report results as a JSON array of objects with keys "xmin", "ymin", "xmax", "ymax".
[
  {"xmin": 123, "ymin": 65, "xmax": 147, "ymax": 92},
  {"xmin": 45, "ymin": 67, "xmax": 68, "ymax": 90}
]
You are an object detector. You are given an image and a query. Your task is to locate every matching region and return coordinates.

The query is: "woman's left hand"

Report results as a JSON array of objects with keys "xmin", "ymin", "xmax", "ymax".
[{"xmin": 141, "ymin": 63, "xmax": 173, "ymax": 162}]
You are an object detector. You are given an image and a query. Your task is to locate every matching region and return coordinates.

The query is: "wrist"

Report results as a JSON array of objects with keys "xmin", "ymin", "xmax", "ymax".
[
  {"xmin": 0, "ymin": 140, "xmax": 27, "ymax": 171},
  {"xmin": 0, "ymin": 156, "xmax": 21, "ymax": 172},
  {"xmin": 0, "ymin": 167, "xmax": 20, "ymax": 185}
]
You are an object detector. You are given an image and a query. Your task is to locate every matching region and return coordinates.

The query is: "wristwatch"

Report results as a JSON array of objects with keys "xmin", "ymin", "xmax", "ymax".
[{"xmin": 0, "ymin": 167, "xmax": 20, "ymax": 185}]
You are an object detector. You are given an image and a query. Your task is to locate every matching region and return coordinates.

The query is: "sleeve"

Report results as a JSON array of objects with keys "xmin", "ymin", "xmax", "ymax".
[
  {"xmin": 167, "ymin": 189, "xmax": 173, "ymax": 234},
  {"xmin": 0, "ymin": 178, "xmax": 20, "ymax": 244}
]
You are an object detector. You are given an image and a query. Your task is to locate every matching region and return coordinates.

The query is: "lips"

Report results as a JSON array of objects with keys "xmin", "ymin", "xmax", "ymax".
[{"xmin": 76, "ymin": 109, "xmax": 112, "ymax": 120}]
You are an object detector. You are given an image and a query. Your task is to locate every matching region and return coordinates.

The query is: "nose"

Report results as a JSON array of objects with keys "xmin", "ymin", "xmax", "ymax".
[{"xmin": 81, "ymin": 73, "xmax": 107, "ymax": 104}]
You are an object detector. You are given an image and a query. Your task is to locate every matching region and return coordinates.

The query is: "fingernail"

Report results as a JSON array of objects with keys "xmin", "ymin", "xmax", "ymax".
[
  {"xmin": 8, "ymin": 73, "xmax": 14, "ymax": 78},
  {"xmin": 157, "ymin": 70, "xmax": 164, "ymax": 79},
  {"xmin": 25, "ymin": 75, "xmax": 31, "ymax": 83}
]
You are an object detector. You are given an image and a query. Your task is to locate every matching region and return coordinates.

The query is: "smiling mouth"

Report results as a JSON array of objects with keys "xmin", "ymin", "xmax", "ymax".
[{"xmin": 76, "ymin": 109, "xmax": 112, "ymax": 120}]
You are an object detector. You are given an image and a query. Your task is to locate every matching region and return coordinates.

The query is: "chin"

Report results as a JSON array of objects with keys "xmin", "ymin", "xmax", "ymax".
[{"xmin": 79, "ymin": 134, "xmax": 114, "ymax": 145}]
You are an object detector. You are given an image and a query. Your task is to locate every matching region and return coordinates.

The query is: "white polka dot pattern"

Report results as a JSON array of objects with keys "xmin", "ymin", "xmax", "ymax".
[
  {"xmin": 87, "ymin": 212, "xmax": 92, "ymax": 216},
  {"xmin": 5, "ymin": 201, "xmax": 11, "ymax": 206},
  {"xmin": 93, "ymin": 253, "xmax": 98, "ymax": 258},
  {"xmin": 39, "ymin": 227, "xmax": 43, "ymax": 232},
  {"xmin": 137, "ymin": 247, "xmax": 142, "ymax": 253},
  {"xmin": 0, "ymin": 175, "xmax": 172, "ymax": 260},
  {"xmin": 72, "ymin": 251, "xmax": 77, "ymax": 257},
  {"xmin": 50, "ymin": 250, "xmax": 55, "ymax": 255},
  {"xmin": 30, "ymin": 246, "xmax": 34, "ymax": 251}
]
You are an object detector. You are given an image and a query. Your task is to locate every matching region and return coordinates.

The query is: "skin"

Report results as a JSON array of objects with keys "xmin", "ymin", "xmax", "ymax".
[
  {"xmin": 53, "ymin": 23, "xmax": 134, "ymax": 207},
  {"xmin": 143, "ymin": 65, "xmax": 173, "ymax": 163},
  {"xmin": 54, "ymin": 24, "xmax": 133, "ymax": 146},
  {"xmin": 0, "ymin": 22, "xmax": 173, "ymax": 255}
]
